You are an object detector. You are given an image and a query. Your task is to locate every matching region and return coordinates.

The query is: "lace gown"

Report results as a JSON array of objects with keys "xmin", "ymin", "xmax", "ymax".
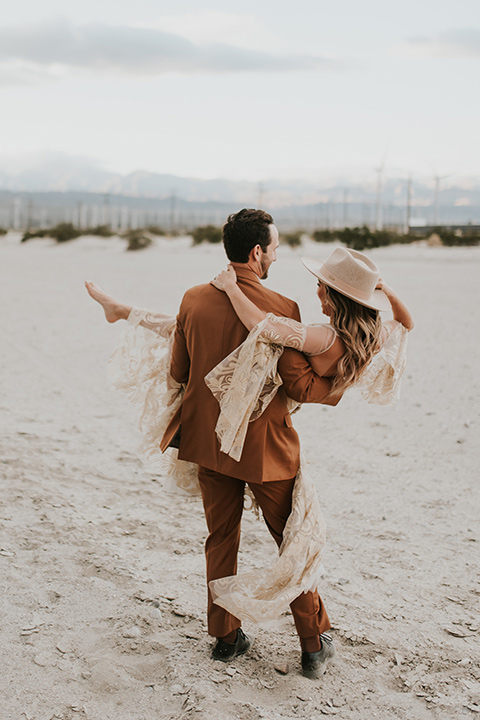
[{"xmin": 108, "ymin": 309, "xmax": 408, "ymax": 624}]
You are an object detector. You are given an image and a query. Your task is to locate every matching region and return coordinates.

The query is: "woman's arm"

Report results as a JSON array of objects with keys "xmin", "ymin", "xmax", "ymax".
[
  {"xmin": 211, "ymin": 266, "xmax": 335, "ymax": 355},
  {"xmin": 376, "ymin": 280, "xmax": 415, "ymax": 331}
]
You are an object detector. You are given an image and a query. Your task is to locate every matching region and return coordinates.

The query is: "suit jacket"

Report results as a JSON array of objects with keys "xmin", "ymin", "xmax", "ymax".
[{"xmin": 161, "ymin": 265, "xmax": 333, "ymax": 483}]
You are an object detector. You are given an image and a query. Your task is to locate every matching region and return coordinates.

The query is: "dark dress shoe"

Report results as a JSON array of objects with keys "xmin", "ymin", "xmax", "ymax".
[
  {"xmin": 211, "ymin": 628, "xmax": 252, "ymax": 662},
  {"xmin": 301, "ymin": 633, "xmax": 336, "ymax": 679}
]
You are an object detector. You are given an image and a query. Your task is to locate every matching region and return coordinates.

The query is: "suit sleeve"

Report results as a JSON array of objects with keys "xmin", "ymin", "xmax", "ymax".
[
  {"xmin": 277, "ymin": 301, "xmax": 340, "ymax": 405},
  {"xmin": 170, "ymin": 307, "xmax": 190, "ymax": 384}
]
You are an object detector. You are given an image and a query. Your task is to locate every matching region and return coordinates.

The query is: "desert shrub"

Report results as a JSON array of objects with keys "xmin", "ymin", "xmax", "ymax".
[
  {"xmin": 281, "ymin": 231, "xmax": 303, "ymax": 248},
  {"xmin": 370, "ymin": 229, "xmax": 395, "ymax": 247},
  {"xmin": 312, "ymin": 229, "xmax": 337, "ymax": 243},
  {"xmin": 399, "ymin": 233, "xmax": 423, "ymax": 244},
  {"xmin": 21, "ymin": 229, "xmax": 48, "ymax": 242},
  {"xmin": 336, "ymin": 226, "xmax": 374, "ymax": 250},
  {"xmin": 0, "ymin": 227, "xmax": 7, "ymax": 236},
  {"xmin": 457, "ymin": 230, "xmax": 480, "ymax": 246},
  {"xmin": 49, "ymin": 223, "xmax": 81, "ymax": 243},
  {"xmin": 125, "ymin": 229, "xmax": 153, "ymax": 251},
  {"xmin": 88, "ymin": 225, "xmax": 114, "ymax": 237},
  {"xmin": 191, "ymin": 225, "xmax": 222, "ymax": 245},
  {"xmin": 436, "ymin": 227, "xmax": 480, "ymax": 247},
  {"xmin": 22, "ymin": 224, "xmax": 80, "ymax": 243},
  {"xmin": 312, "ymin": 227, "xmax": 420, "ymax": 249},
  {"xmin": 146, "ymin": 225, "xmax": 166, "ymax": 236},
  {"xmin": 337, "ymin": 226, "xmax": 411, "ymax": 250}
]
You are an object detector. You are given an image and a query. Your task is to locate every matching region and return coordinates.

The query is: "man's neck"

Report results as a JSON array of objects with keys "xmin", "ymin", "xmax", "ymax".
[{"xmin": 230, "ymin": 261, "xmax": 263, "ymax": 279}]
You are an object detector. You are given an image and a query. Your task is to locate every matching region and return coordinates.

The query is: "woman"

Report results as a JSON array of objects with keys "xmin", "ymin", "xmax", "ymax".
[
  {"xmin": 199, "ymin": 247, "xmax": 413, "ymax": 463},
  {"xmin": 210, "ymin": 248, "xmax": 413, "ymax": 400}
]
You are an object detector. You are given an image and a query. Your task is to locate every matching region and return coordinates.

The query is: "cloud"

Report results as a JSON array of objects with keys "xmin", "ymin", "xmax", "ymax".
[
  {"xmin": 0, "ymin": 59, "xmax": 60, "ymax": 86},
  {"xmin": 141, "ymin": 11, "xmax": 281, "ymax": 53},
  {"xmin": 405, "ymin": 28, "xmax": 480, "ymax": 58},
  {"xmin": 0, "ymin": 19, "xmax": 337, "ymax": 81}
]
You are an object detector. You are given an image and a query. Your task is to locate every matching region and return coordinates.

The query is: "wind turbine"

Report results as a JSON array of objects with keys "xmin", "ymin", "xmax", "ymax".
[
  {"xmin": 392, "ymin": 167, "xmax": 415, "ymax": 234},
  {"xmin": 426, "ymin": 161, "xmax": 456, "ymax": 226},
  {"xmin": 433, "ymin": 172, "xmax": 456, "ymax": 226}
]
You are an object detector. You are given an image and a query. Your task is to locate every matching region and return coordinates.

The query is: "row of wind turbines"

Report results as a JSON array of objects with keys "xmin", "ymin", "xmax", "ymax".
[{"xmin": 374, "ymin": 153, "xmax": 456, "ymax": 231}]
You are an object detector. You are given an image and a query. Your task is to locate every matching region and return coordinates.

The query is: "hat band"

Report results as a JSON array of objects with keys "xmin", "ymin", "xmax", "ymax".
[{"xmin": 321, "ymin": 267, "xmax": 375, "ymax": 302}]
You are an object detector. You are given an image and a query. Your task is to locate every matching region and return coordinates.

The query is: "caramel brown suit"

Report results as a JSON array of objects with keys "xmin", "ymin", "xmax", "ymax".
[{"xmin": 162, "ymin": 265, "xmax": 332, "ymax": 639}]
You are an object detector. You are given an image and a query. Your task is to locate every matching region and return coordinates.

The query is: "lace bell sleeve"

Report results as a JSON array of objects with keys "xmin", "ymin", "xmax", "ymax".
[
  {"xmin": 358, "ymin": 319, "xmax": 409, "ymax": 405},
  {"xmin": 258, "ymin": 314, "xmax": 337, "ymax": 355},
  {"xmin": 204, "ymin": 315, "xmax": 337, "ymax": 461},
  {"xmin": 205, "ymin": 317, "xmax": 286, "ymax": 462},
  {"xmin": 127, "ymin": 307, "xmax": 176, "ymax": 338},
  {"xmin": 256, "ymin": 314, "xmax": 307, "ymax": 350}
]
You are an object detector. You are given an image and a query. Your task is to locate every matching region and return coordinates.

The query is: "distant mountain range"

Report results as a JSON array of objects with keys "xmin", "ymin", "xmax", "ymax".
[
  {"xmin": 0, "ymin": 154, "xmax": 479, "ymax": 228},
  {"xmin": 0, "ymin": 154, "xmax": 479, "ymax": 209}
]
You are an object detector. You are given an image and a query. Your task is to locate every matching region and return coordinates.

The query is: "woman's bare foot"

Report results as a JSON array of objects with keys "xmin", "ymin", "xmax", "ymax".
[{"xmin": 85, "ymin": 281, "xmax": 131, "ymax": 323}]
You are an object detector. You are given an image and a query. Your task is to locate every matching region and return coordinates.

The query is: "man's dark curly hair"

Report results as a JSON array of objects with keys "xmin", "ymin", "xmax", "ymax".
[{"xmin": 222, "ymin": 208, "xmax": 274, "ymax": 263}]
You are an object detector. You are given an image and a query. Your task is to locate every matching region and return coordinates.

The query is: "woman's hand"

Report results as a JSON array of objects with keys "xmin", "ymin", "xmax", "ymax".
[
  {"xmin": 375, "ymin": 277, "xmax": 391, "ymax": 294},
  {"xmin": 211, "ymin": 265, "xmax": 237, "ymax": 293},
  {"xmin": 375, "ymin": 278, "xmax": 414, "ymax": 331}
]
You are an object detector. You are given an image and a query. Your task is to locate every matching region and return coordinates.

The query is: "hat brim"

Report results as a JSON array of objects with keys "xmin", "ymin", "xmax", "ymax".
[{"xmin": 301, "ymin": 257, "xmax": 391, "ymax": 312}]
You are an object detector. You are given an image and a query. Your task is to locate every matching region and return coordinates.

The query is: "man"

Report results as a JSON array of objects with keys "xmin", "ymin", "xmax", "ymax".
[{"xmin": 161, "ymin": 209, "xmax": 339, "ymax": 678}]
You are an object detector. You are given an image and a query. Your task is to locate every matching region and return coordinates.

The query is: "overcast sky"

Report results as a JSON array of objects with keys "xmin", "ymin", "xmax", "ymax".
[{"xmin": 1, "ymin": 0, "xmax": 479, "ymax": 183}]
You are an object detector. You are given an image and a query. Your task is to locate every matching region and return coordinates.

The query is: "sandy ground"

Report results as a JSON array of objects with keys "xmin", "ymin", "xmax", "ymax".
[{"xmin": 1, "ymin": 232, "xmax": 479, "ymax": 720}]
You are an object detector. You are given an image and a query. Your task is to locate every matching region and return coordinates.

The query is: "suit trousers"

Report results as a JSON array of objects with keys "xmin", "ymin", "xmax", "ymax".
[{"xmin": 197, "ymin": 466, "xmax": 331, "ymax": 641}]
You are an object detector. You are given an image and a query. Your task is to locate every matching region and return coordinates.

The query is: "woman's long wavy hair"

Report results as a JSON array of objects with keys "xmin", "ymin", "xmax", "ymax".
[{"xmin": 323, "ymin": 284, "xmax": 382, "ymax": 397}]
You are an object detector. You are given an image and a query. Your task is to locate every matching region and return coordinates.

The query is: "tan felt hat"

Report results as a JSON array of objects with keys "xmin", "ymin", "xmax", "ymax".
[{"xmin": 302, "ymin": 248, "xmax": 391, "ymax": 312}]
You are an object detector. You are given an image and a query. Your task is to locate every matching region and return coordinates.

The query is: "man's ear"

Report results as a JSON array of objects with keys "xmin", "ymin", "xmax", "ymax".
[{"xmin": 250, "ymin": 244, "xmax": 261, "ymax": 262}]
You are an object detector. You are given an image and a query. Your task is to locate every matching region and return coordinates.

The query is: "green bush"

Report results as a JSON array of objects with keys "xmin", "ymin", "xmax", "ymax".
[
  {"xmin": 435, "ymin": 227, "xmax": 480, "ymax": 247},
  {"xmin": 88, "ymin": 225, "xmax": 114, "ymax": 237},
  {"xmin": 338, "ymin": 226, "xmax": 376, "ymax": 251},
  {"xmin": 281, "ymin": 231, "xmax": 303, "ymax": 248},
  {"xmin": 125, "ymin": 229, "xmax": 153, "ymax": 251},
  {"xmin": 50, "ymin": 223, "xmax": 81, "ymax": 243},
  {"xmin": 21, "ymin": 224, "xmax": 80, "ymax": 243},
  {"xmin": 146, "ymin": 225, "xmax": 166, "ymax": 236},
  {"xmin": 311, "ymin": 226, "xmax": 420, "ymax": 251},
  {"xmin": 312, "ymin": 229, "xmax": 336, "ymax": 243},
  {"xmin": 0, "ymin": 227, "xmax": 7, "ymax": 236},
  {"xmin": 21, "ymin": 229, "xmax": 48, "ymax": 242},
  {"xmin": 191, "ymin": 225, "xmax": 222, "ymax": 245}
]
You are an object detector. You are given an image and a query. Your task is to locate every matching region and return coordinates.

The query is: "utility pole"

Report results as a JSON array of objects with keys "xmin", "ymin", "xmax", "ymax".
[
  {"xmin": 103, "ymin": 193, "xmax": 110, "ymax": 228},
  {"xmin": 13, "ymin": 197, "xmax": 21, "ymax": 230},
  {"xmin": 374, "ymin": 147, "xmax": 388, "ymax": 231},
  {"xmin": 27, "ymin": 196, "xmax": 33, "ymax": 229},
  {"xmin": 405, "ymin": 175, "xmax": 412, "ymax": 234},
  {"xmin": 375, "ymin": 166, "xmax": 383, "ymax": 231},
  {"xmin": 170, "ymin": 192, "xmax": 176, "ymax": 234},
  {"xmin": 433, "ymin": 175, "xmax": 440, "ymax": 226},
  {"xmin": 343, "ymin": 188, "xmax": 349, "ymax": 228},
  {"xmin": 258, "ymin": 182, "xmax": 264, "ymax": 208},
  {"xmin": 362, "ymin": 202, "xmax": 369, "ymax": 227},
  {"xmin": 326, "ymin": 200, "xmax": 332, "ymax": 230}
]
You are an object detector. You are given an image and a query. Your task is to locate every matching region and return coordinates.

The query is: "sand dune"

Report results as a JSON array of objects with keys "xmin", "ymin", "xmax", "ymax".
[{"xmin": 1, "ymin": 233, "xmax": 479, "ymax": 720}]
